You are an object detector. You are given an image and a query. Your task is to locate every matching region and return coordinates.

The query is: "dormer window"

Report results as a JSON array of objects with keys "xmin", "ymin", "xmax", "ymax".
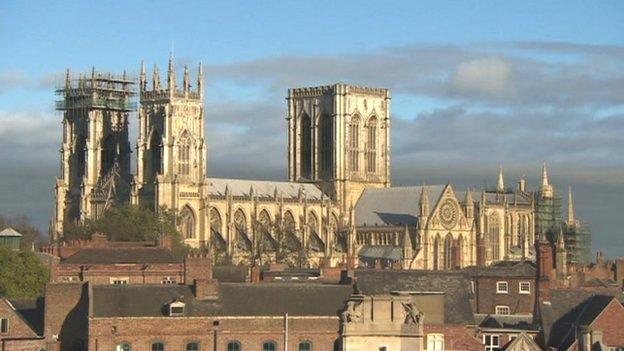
[{"xmin": 169, "ymin": 300, "xmax": 185, "ymax": 316}]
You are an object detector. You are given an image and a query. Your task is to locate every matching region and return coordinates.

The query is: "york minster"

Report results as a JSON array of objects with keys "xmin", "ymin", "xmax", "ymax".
[{"xmin": 53, "ymin": 58, "xmax": 591, "ymax": 270}]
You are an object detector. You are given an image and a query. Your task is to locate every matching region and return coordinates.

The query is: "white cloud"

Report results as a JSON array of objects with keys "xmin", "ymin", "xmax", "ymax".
[{"xmin": 452, "ymin": 57, "xmax": 514, "ymax": 97}]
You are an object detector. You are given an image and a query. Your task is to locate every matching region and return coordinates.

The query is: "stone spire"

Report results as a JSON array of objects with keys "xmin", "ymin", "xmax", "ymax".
[
  {"xmin": 464, "ymin": 188, "xmax": 474, "ymax": 218},
  {"xmin": 419, "ymin": 185, "xmax": 429, "ymax": 217},
  {"xmin": 167, "ymin": 56, "xmax": 176, "ymax": 92},
  {"xmin": 153, "ymin": 64, "xmax": 161, "ymax": 90},
  {"xmin": 497, "ymin": 166, "xmax": 505, "ymax": 192},
  {"xmin": 567, "ymin": 185, "xmax": 576, "ymax": 225},
  {"xmin": 183, "ymin": 65, "xmax": 190, "ymax": 93},
  {"xmin": 197, "ymin": 61, "xmax": 204, "ymax": 97},
  {"xmin": 140, "ymin": 61, "xmax": 147, "ymax": 92},
  {"xmin": 540, "ymin": 163, "xmax": 553, "ymax": 198}
]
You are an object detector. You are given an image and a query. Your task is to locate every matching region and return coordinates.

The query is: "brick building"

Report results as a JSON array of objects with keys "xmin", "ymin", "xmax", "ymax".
[{"xmin": 0, "ymin": 298, "xmax": 45, "ymax": 351}]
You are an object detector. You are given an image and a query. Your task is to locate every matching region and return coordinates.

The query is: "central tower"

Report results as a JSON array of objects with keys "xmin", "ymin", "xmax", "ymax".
[
  {"xmin": 287, "ymin": 84, "xmax": 391, "ymax": 212},
  {"xmin": 132, "ymin": 58, "xmax": 208, "ymax": 245}
]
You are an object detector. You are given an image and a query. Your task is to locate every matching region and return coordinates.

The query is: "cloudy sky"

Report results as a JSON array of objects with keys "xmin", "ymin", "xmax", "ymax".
[{"xmin": 1, "ymin": 1, "xmax": 623, "ymax": 256}]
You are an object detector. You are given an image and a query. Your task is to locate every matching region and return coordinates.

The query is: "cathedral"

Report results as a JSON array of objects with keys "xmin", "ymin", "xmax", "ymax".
[{"xmin": 53, "ymin": 58, "xmax": 590, "ymax": 269}]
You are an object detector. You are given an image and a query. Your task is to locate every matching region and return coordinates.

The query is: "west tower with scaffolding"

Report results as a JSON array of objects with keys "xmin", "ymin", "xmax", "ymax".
[{"xmin": 53, "ymin": 69, "xmax": 135, "ymax": 238}]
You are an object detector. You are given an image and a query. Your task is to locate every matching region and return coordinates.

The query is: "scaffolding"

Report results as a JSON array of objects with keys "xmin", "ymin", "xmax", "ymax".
[
  {"xmin": 534, "ymin": 193, "xmax": 562, "ymax": 243},
  {"xmin": 55, "ymin": 70, "xmax": 137, "ymax": 112},
  {"xmin": 564, "ymin": 222, "xmax": 592, "ymax": 266}
]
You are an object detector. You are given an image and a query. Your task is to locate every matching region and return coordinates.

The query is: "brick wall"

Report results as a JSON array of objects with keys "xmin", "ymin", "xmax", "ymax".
[
  {"xmin": 474, "ymin": 276, "xmax": 536, "ymax": 314},
  {"xmin": 53, "ymin": 263, "xmax": 185, "ymax": 285},
  {"xmin": 44, "ymin": 283, "xmax": 89, "ymax": 351},
  {"xmin": 590, "ymin": 299, "xmax": 624, "ymax": 347},
  {"xmin": 1, "ymin": 338, "xmax": 46, "ymax": 351},
  {"xmin": 424, "ymin": 325, "xmax": 483, "ymax": 351},
  {"xmin": 89, "ymin": 316, "xmax": 340, "ymax": 351}
]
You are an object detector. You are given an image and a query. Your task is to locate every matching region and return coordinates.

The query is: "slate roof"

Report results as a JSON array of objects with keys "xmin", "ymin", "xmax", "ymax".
[
  {"xmin": 355, "ymin": 185, "xmax": 446, "ymax": 226},
  {"xmin": 359, "ymin": 246, "xmax": 404, "ymax": 260},
  {"xmin": 7, "ymin": 298, "xmax": 44, "ymax": 336},
  {"xmin": 354, "ymin": 270, "xmax": 474, "ymax": 324},
  {"xmin": 91, "ymin": 283, "xmax": 353, "ymax": 318},
  {"xmin": 539, "ymin": 290, "xmax": 621, "ymax": 350},
  {"xmin": 0, "ymin": 227, "xmax": 22, "ymax": 237},
  {"xmin": 462, "ymin": 261, "xmax": 536, "ymax": 277},
  {"xmin": 212, "ymin": 265, "xmax": 249, "ymax": 282},
  {"xmin": 207, "ymin": 178, "xmax": 325, "ymax": 200},
  {"xmin": 475, "ymin": 314, "xmax": 538, "ymax": 331},
  {"xmin": 61, "ymin": 248, "xmax": 183, "ymax": 264}
]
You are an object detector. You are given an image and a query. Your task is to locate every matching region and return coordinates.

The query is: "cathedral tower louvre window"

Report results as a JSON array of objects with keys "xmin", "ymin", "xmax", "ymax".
[
  {"xmin": 366, "ymin": 116, "xmax": 377, "ymax": 173},
  {"xmin": 489, "ymin": 214, "xmax": 501, "ymax": 261},
  {"xmin": 148, "ymin": 129, "xmax": 162, "ymax": 178},
  {"xmin": 319, "ymin": 113, "xmax": 333, "ymax": 178},
  {"xmin": 349, "ymin": 115, "xmax": 360, "ymax": 173},
  {"xmin": 102, "ymin": 134, "xmax": 116, "ymax": 176},
  {"xmin": 300, "ymin": 113, "xmax": 312, "ymax": 179},
  {"xmin": 178, "ymin": 130, "xmax": 191, "ymax": 176}
]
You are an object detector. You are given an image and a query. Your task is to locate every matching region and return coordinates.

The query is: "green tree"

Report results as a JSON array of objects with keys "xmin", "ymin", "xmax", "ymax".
[
  {"xmin": 62, "ymin": 205, "xmax": 187, "ymax": 254},
  {"xmin": 0, "ymin": 247, "xmax": 49, "ymax": 298}
]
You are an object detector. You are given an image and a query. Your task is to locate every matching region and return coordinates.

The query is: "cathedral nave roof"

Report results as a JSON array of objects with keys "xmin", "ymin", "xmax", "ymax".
[{"xmin": 207, "ymin": 178, "xmax": 325, "ymax": 200}]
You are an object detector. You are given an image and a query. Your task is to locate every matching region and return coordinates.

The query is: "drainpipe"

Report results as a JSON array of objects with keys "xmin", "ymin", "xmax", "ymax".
[
  {"xmin": 284, "ymin": 313, "xmax": 289, "ymax": 351},
  {"xmin": 213, "ymin": 320, "xmax": 220, "ymax": 351}
]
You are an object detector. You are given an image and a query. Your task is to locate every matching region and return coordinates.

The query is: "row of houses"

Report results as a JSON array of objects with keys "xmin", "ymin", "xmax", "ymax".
[{"xmin": 2, "ymin": 234, "xmax": 623, "ymax": 351}]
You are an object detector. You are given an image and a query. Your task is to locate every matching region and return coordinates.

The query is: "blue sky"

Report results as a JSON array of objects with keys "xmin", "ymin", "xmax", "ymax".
[{"xmin": 1, "ymin": 1, "xmax": 623, "ymax": 256}]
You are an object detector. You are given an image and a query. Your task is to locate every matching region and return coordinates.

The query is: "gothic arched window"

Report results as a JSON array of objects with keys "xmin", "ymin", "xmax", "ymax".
[
  {"xmin": 366, "ymin": 116, "xmax": 377, "ymax": 173},
  {"xmin": 348, "ymin": 115, "xmax": 360, "ymax": 172},
  {"xmin": 234, "ymin": 209, "xmax": 251, "ymax": 251},
  {"xmin": 433, "ymin": 234, "xmax": 441, "ymax": 270},
  {"xmin": 102, "ymin": 134, "xmax": 116, "ymax": 176},
  {"xmin": 489, "ymin": 214, "xmax": 501, "ymax": 261},
  {"xmin": 308, "ymin": 212, "xmax": 324, "ymax": 252},
  {"xmin": 258, "ymin": 210, "xmax": 275, "ymax": 251},
  {"xmin": 283, "ymin": 211, "xmax": 299, "ymax": 249},
  {"xmin": 444, "ymin": 234, "xmax": 453, "ymax": 270},
  {"xmin": 210, "ymin": 207, "xmax": 225, "ymax": 250},
  {"xmin": 178, "ymin": 131, "xmax": 191, "ymax": 175},
  {"xmin": 300, "ymin": 113, "xmax": 312, "ymax": 179},
  {"xmin": 180, "ymin": 206, "xmax": 195, "ymax": 239},
  {"xmin": 319, "ymin": 113, "xmax": 333, "ymax": 177},
  {"xmin": 149, "ymin": 130, "xmax": 162, "ymax": 178}
]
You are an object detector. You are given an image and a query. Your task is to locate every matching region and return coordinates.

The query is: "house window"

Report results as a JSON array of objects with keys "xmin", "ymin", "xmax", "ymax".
[
  {"xmin": 379, "ymin": 347, "xmax": 387, "ymax": 351},
  {"xmin": 470, "ymin": 280, "xmax": 475, "ymax": 294},
  {"xmin": 299, "ymin": 341, "xmax": 312, "ymax": 351},
  {"xmin": 495, "ymin": 305, "xmax": 510, "ymax": 315},
  {"xmin": 262, "ymin": 341, "xmax": 276, "ymax": 351},
  {"xmin": 169, "ymin": 301, "xmax": 185, "ymax": 316},
  {"xmin": 161, "ymin": 277, "xmax": 176, "ymax": 284},
  {"xmin": 0, "ymin": 318, "xmax": 8, "ymax": 333},
  {"xmin": 227, "ymin": 341, "xmax": 241, "ymax": 351},
  {"xmin": 186, "ymin": 342, "xmax": 199, "ymax": 351},
  {"xmin": 116, "ymin": 344, "xmax": 131, "ymax": 351},
  {"xmin": 496, "ymin": 281, "xmax": 508, "ymax": 294},
  {"xmin": 427, "ymin": 333, "xmax": 444, "ymax": 351},
  {"xmin": 519, "ymin": 281, "xmax": 531, "ymax": 294},
  {"xmin": 484, "ymin": 334, "xmax": 500, "ymax": 351},
  {"xmin": 110, "ymin": 277, "xmax": 129, "ymax": 285},
  {"xmin": 152, "ymin": 342, "xmax": 165, "ymax": 351}
]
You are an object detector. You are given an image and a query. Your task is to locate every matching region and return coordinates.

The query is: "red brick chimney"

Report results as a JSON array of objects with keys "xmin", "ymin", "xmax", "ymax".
[
  {"xmin": 184, "ymin": 252, "xmax": 212, "ymax": 285},
  {"xmin": 194, "ymin": 278, "xmax": 219, "ymax": 300},
  {"xmin": 536, "ymin": 236, "xmax": 555, "ymax": 300}
]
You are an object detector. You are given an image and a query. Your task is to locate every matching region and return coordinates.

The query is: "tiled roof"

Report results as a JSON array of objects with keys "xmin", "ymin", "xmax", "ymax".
[
  {"xmin": 539, "ymin": 290, "xmax": 621, "ymax": 349},
  {"xmin": 207, "ymin": 178, "xmax": 325, "ymax": 200},
  {"xmin": 475, "ymin": 314, "xmax": 537, "ymax": 330},
  {"xmin": 354, "ymin": 270, "xmax": 474, "ymax": 324},
  {"xmin": 355, "ymin": 185, "xmax": 446, "ymax": 226},
  {"xmin": 7, "ymin": 298, "xmax": 44, "ymax": 336},
  {"xmin": 212, "ymin": 265, "xmax": 249, "ymax": 282},
  {"xmin": 61, "ymin": 248, "xmax": 183, "ymax": 264},
  {"xmin": 91, "ymin": 283, "xmax": 353, "ymax": 318},
  {"xmin": 462, "ymin": 261, "xmax": 536, "ymax": 277}
]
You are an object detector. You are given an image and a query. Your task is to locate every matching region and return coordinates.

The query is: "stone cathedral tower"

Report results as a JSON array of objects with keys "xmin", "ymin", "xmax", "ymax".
[
  {"xmin": 132, "ymin": 59, "xmax": 208, "ymax": 246},
  {"xmin": 287, "ymin": 84, "xmax": 391, "ymax": 213},
  {"xmin": 53, "ymin": 69, "xmax": 134, "ymax": 238}
]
